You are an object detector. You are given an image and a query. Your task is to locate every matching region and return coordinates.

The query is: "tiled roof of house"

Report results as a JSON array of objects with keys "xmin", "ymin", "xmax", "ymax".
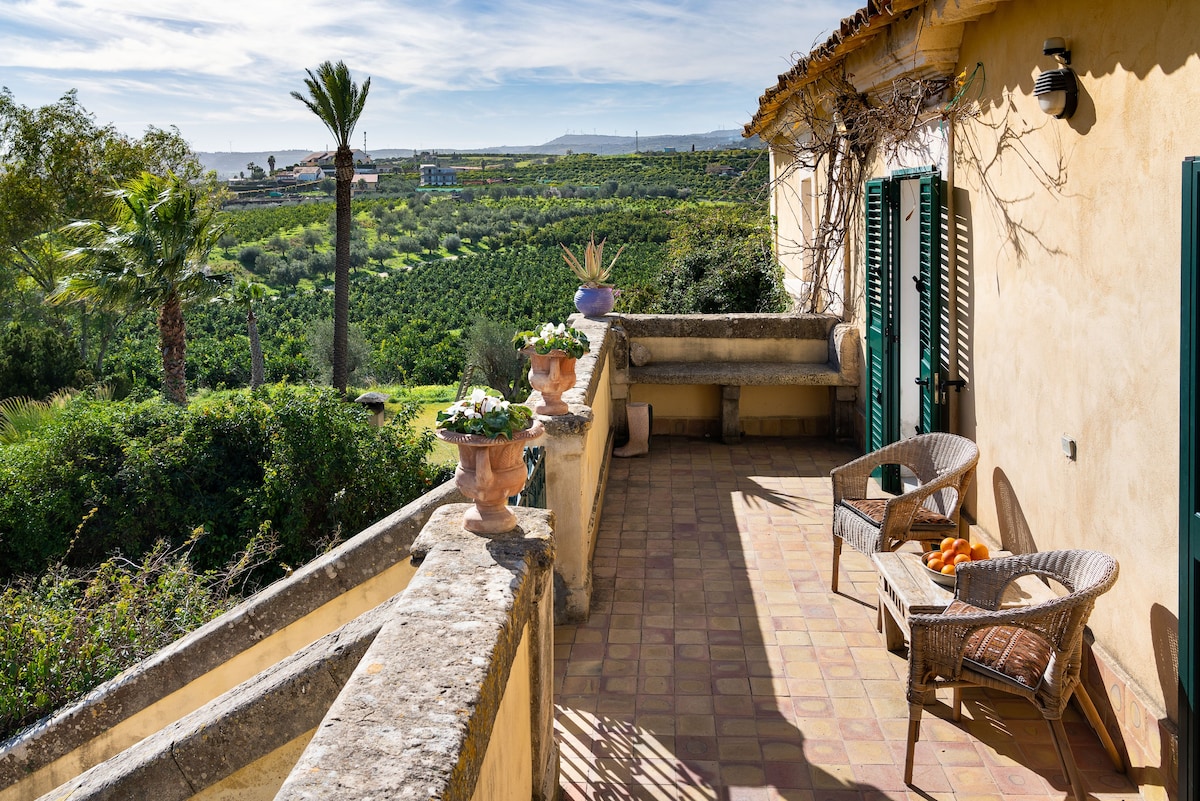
[
  {"xmin": 744, "ymin": 0, "xmax": 917, "ymax": 137},
  {"xmin": 302, "ymin": 149, "xmax": 373, "ymax": 164}
]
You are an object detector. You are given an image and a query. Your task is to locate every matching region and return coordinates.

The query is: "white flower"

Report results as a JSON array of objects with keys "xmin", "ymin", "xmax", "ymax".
[{"xmin": 470, "ymin": 388, "xmax": 487, "ymax": 405}]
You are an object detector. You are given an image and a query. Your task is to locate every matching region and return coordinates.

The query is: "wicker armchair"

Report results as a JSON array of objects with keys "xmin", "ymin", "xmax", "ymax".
[
  {"xmin": 830, "ymin": 432, "xmax": 979, "ymax": 592},
  {"xmin": 903, "ymin": 550, "xmax": 1123, "ymax": 801}
]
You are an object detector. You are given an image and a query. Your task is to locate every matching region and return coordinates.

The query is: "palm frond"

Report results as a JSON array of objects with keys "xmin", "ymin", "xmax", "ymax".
[
  {"xmin": 291, "ymin": 61, "xmax": 371, "ymax": 147},
  {"xmin": 0, "ymin": 391, "xmax": 73, "ymax": 444}
]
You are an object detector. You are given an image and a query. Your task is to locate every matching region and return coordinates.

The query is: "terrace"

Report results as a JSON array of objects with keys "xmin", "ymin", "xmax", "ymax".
[
  {"xmin": 553, "ymin": 436, "xmax": 1136, "ymax": 800},
  {"xmin": 0, "ymin": 315, "xmax": 1141, "ymax": 801}
]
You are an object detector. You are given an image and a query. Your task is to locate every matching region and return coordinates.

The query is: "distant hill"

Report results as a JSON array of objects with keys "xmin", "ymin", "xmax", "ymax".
[
  {"xmin": 197, "ymin": 130, "xmax": 762, "ymax": 178},
  {"xmin": 466, "ymin": 130, "xmax": 764, "ymax": 156}
]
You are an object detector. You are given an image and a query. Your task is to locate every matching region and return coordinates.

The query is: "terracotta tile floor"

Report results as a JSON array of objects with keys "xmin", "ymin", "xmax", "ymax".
[{"xmin": 553, "ymin": 436, "xmax": 1139, "ymax": 801}]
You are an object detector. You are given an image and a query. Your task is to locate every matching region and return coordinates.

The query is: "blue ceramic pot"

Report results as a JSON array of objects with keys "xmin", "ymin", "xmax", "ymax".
[{"xmin": 574, "ymin": 286, "xmax": 617, "ymax": 316}]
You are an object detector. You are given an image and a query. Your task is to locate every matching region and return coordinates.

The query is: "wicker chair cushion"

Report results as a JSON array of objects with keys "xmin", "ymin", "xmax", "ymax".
[
  {"xmin": 839, "ymin": 499, "xmax": 956, "ymax": 530},
  {"xmin": 944, "ymin": 600, "xmax": 1053, "ymax": 689}
]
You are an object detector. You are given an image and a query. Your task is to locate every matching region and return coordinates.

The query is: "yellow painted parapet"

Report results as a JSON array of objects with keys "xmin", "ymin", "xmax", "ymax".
[{"xmin": 536, "ymin": 315, "xmax": 614, "ymax": 623}]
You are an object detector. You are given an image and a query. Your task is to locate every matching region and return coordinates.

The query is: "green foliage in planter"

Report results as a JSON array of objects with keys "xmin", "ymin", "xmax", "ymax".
[
  {"xmin": 436, "ymin": 389, "xmax": 532, "ymax": 439},
  {"xmin": 0, "ymin": 540, "xmax": 246, "ymax": 741},
  {"xmin": 513, "ymin": 322, "xmax": 589, "ymax": 359},
  {"xmin": 0, "ymin": 386, "xmax": 434, "ymax": 579}
]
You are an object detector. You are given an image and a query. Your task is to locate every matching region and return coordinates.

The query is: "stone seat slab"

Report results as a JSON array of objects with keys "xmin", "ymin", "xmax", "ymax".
[{"xmin": 629, "ymin": 361, "xmax": 846, "ymax": 386}]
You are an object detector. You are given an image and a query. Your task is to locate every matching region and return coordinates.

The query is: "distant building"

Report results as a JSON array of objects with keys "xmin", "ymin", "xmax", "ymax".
[
  {"xmin": 302, "ymin": 150, "xmax": 376, "ymax": 176},
  {"xmin": 351, "ymin": 173, "xmax": 380, "ymax": 194},
  {"xmin": 292, "ymin": 166, "xmax": 324, "ymax": 183},
  {"xmin": 705, "ymin": 164, "xmax": 740, "ymax": 177},
  {"xmin": 420, "ymin": 164, "xmax": 459, "ymax": 187}
]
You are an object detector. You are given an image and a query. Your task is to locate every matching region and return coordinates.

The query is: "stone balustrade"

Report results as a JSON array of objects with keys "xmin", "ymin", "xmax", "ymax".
[{"xmin": 3, "ymin": 311, "xmax": 864, "ymax": 800}]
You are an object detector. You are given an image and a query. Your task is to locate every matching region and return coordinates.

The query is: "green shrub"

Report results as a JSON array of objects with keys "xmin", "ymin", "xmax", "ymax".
[
  {"xmin": 653, "ymin": 206, "xmax": 790, "ymax": 314},
  {"xmin": 0, "ymin": 323, "xmax": 92, "ymax": 401},
  {"xmin": 304, "ymin": 319, "xmax": 372, "ymax": 386},
  {"xmin": 0, "ymin": 386, "xmax": 434, "ymax": 579},
  {"xmin": 0, "ymin": 541, "xmax": 247, "ymax": 741}
]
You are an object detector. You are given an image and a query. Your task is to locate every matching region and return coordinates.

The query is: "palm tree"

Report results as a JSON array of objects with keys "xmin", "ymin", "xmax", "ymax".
[
  {"xmin": 54, "ymin": 172, "xmax": 226, "ymax": 404},
  {"xmin": 231, "ymin": 279, "xmax": 267, "ymax": 387},
  {"xmin": 291, "ymin": 60, "xmax": 370, "ymax": 395}
]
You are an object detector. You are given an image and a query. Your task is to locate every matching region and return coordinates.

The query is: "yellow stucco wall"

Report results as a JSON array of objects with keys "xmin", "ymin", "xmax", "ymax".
[
  {"xmin": 582, "ymin": 353, "xmax": 614, "ymax": 564},
  {"xmin": 546, "ymin": 347, "xmax": 613, "ymax": 618},
  {"xmin": 189, "ymin": 729, "xmax": 316, "ymax": 801},
  {"xmin": 950, "ymin": 0, "xmax": 1196, "ymax": 725},
  {"xmin": 469, "ymin": 624, "xmax": 532, "ymax": 801},
  {"xmin": 631, "ymin": 384, "xmax": 828, "ymax": 424},
  {"xmin": 765, "ymin": 2, "xmax": 1194, "ymax": 785},
  {"xmin": 630, "ymin": 384, "xmax": 719, "ymax": 419},
  {"xmin": 741, "ymin": 385, "xmax": 830, "ymax": 419}
]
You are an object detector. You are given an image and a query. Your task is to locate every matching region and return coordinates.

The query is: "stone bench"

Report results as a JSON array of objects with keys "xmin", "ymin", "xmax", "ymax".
[{"xmin": 609, "ymin": 314, "xmax": 859, "ymax": 444}]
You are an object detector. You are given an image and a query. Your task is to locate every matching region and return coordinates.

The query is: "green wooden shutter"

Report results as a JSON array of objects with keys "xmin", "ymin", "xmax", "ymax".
[
  {"xmin": 865, "ymin": 177, "xmax": 899, "ymax": 491},
  {"xmin": 1180, "ymin": 156, "xmax": 1200, "ymax": 800},
  {"xmin": 865, "ymin": 178, "xmax": 891, "ymax": 451},
  {"xmin": 917, "ymin": 174, "xmax": 947, "ymax": 434}
]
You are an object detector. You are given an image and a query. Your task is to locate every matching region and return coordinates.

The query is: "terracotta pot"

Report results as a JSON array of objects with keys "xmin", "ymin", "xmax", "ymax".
[
  {"xmin": 574, "ymin": 286, "xmax": 617, "ymax": 316},
  {"xmin": 523, "ymin": 347, "xmax": 577, "ymax": 415},
  {"xmin": 435, "ymin": 420, "xmax": 544, "ymax": 533}
]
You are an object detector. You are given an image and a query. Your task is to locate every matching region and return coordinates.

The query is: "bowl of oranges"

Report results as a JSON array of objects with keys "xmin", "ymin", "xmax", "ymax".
[{"xmin": 922, "ymin": 537, "xmax": 990, "ymax": 587}]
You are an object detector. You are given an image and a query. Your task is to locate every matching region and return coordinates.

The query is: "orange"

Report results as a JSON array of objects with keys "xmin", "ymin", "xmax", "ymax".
[
  {"xmin": 940, "ymin": 537, "xmax": 957, "ymax": 552},
  {"xmin": 927, "ymin": 557, "xmax": 944, "ymax": 572},
  {"xmin": 952, "ymin": 553, "xmax": 971, "ymax": 566},
  {"xmin": 942, "ymin": 548, "xmax": 957, "ymax": 563},
  {"xmin": 970, "ymin": 543, "xmax": 990, "ymax": 561},
  {"xmin": 952, "ymin": 538, "xmax": 972, "ymax": 555},
  {"xmin": 940, "ymin": 563, "xmax": 956, "ymax": 576}
]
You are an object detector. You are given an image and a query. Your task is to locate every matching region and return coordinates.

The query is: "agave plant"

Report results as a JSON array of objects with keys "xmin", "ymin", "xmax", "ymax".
[{"xmin": 560, "ymin": 234, "xmax": 625, "ymax": 288}]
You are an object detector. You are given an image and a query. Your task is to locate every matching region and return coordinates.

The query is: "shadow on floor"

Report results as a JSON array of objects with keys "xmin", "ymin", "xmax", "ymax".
[{"xmin": 553, "ymin": 436, "xmax": 1138, "ymax": 801}]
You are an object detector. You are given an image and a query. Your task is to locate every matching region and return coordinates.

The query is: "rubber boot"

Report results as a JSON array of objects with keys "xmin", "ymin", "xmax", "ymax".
[{"xmin": 614, "ymin": 402, "xmax": 651, "ymax": 457}]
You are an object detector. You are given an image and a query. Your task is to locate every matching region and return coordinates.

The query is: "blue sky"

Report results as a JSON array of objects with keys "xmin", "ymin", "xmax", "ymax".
[{"xmin": 0, "ymin": 0, "xmax": 860, "ymax": 152}]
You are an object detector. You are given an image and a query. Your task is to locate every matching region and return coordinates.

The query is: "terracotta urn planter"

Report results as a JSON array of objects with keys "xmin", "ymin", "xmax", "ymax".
[
  {"xmin": 523, "ymin": 347, "xmax": 577, "ymax": 415},
  {"xmin": 436, "ymin": 420, "xmax": 544, "ymax": 533}
]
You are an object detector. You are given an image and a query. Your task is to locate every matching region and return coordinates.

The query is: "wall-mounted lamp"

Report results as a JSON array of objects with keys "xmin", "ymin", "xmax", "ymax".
[{"xmin": 1034, "ymin": 37, "xmax": 1078, "ymax": 119}]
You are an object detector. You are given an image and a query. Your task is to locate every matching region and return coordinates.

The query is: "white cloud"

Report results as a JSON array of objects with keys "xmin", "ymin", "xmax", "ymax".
[{"xmin": 0, "ymin": 0, "xmax": 861, "ymax": 149}]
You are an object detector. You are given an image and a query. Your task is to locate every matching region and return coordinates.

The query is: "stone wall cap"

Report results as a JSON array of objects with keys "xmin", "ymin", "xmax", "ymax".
[
  {"xmin": 614, "ymin": 313, "xmax": 838, "ymax": 340},
  {"xmin": 411, "ymin": 504, "xmax": 555, "ymax": 565}
]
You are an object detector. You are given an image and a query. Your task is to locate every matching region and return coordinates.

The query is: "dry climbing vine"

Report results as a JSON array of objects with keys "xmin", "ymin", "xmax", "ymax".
[{"xmin": 769, "ymin": 65, "xmax": 982, "ymax": 314}]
